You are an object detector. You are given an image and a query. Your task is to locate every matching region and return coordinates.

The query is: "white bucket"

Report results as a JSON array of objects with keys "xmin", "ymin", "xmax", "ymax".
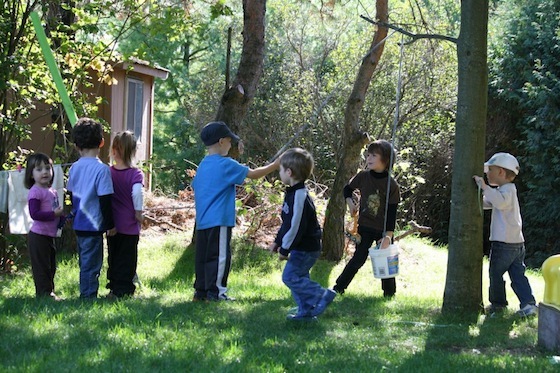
[{"xmin": 369, "ymin": 244, "xmax": 399, "ymax": 279}]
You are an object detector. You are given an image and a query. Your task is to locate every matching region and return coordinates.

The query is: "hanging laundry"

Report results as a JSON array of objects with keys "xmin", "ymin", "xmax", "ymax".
[
  {"xmin": 7, "ymin": 165, "xmax": 65, "ymax": 235},
  {"xmin": 8, "ymin": 169, "xmax": 32, "ymax": 234}
]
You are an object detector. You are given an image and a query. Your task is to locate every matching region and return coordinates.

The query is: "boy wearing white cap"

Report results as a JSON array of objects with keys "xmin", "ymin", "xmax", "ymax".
[
  {"xmin": 192, "ymin": 121, "xmax": 280, "ymax": 301},
  {"xmin": 473, "ymin": 152, "xmax": 537, "ymax": 317}
]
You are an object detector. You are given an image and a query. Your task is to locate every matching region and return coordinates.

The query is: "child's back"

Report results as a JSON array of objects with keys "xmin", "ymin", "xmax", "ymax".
[
  {"xmin": 106, "ymin": 131, "xmax": 143, "ymax": 299},
  {"xmin": 67, "ymin": 117, "xmax": 114, "ymax": 299},
  {"xmin": 191, "ymin": 121, "xmax": 280, "ymax": 301},
  {"xmin": 193, "ymin": 153, "xmax": 248, "ymax": 230}
]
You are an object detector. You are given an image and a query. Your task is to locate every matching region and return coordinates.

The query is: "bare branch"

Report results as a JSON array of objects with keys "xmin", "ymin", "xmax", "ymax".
[{"xmin": 360, "ymin": 15, "xmax": 458, "ymax": 44}]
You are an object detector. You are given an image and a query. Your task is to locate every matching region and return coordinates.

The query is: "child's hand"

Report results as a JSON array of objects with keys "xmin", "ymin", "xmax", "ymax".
[
  {"xmin": 278, "ymin": 253, "xmax": 288, "ymax": 261},
  {"xmin": 473, "ymin": 175, "xmax": 487, "ymax": 190},
  {"xmin": 346, "ymin": 198, "xmax": 357, "ymax": 216},
  {"xmin": 377, "ymin": 236, "xmax": 392, "ymax": 249},
  {"xmin": 272, "ymin": 155, "xmax": 282, "ymax": 170},
  {"xmin": 135, "ymin": 210, "xmax": 144, "ymax": 223},
  {"xmin": 268, "ymin": 243, "xmax": 279, "ymax": 253},
  {"xmin": 106, "ymin": 227, "xmax": 117, "ymax": 237},
  {"xmin": 54, "ymin": 206, "xmax": 64, "ymax": 217}
]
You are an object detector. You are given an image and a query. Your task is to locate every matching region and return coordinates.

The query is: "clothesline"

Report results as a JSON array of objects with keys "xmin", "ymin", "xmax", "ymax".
[{"xmin": 2, "ymin": 163, "xmax": 74, "ymax": 172}]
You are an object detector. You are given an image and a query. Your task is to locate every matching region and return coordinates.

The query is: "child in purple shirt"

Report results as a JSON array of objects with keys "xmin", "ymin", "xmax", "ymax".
[
  {"xmin": 25, "ymin": 152, "xmax": 64, "ymax": 300},
  {"xmin": 106, "ymin": 131, "xmax": 144, "ymax": 299}
]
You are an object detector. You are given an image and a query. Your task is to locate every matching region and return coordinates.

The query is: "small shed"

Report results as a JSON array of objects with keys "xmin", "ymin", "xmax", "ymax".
[{"xmin": 20, "ymin": 58, "xmax": 169, "ymax": 190}]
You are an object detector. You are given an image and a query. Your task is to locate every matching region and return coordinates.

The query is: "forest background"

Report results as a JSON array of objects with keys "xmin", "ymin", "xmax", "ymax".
[{"xmin": 1, "ymin": 0, "xmax": 559, "ymax": 268}]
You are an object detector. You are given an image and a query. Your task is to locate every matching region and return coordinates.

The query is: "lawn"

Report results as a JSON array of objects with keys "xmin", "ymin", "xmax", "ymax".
[{"xmin": 1, "ymin": 232, "xmax": 557, "ymax": 372}]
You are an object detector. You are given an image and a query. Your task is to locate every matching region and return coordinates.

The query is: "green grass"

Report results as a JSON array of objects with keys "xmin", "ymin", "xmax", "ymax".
[{"xmin": 0, "ymin": 233, "xmax": 556, "ymax": 372}]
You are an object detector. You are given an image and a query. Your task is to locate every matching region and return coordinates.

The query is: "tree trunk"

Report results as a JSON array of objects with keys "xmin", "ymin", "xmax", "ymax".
[
  {"xmin": 442, "ymin": 0, "xmax": 488, "ymax": 314},
  {"xmin": 215, "ymin": 0, "xmax": 266, "ymax": 159},
  {"xmin": 191, "ymin": 0, "xmax": 267, "ymax": 246},
  {"xmin": 322, "ymin": 0, "xmax": 388, "ymax": 261}
]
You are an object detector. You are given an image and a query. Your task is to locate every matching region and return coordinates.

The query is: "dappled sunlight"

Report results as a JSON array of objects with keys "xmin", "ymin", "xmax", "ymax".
[{"xmin": 0, "ymin": 231, "xmax": 549, "ymax": 371}]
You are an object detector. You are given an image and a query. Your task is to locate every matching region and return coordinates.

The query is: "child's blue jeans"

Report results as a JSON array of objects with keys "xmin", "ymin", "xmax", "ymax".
[
  {"xmin": 489, "ymin": 241, "xmax": 536, "ymax": 309},
  {"xmin": 282, "ymin": 249, "xmax": 325, "ymax": 316},
  {"xmin": 76, "ymin": 234, "xmax": 104, "ymax": 298}
]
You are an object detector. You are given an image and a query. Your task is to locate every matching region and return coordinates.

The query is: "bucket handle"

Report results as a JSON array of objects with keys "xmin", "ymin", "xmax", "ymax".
[{"xmin": 373, "ymin": 236, "xmax": 392, "ymax": 251}]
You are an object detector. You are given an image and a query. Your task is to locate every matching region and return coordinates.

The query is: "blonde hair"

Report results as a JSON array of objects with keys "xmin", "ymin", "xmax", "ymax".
[
  {"xmin": 503, "ymin": 168, "xmax": 517, "ymax": 181},
  {"xmin": 112, "ymin": 131, "xmax": 137, "ymax": 167}
]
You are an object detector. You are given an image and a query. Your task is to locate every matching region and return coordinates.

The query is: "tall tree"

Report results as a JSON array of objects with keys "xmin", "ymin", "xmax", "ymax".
[
  {"xmin": 322, "ymin": 0, "xmax": 388, "ymax": 261},
  {"xmin": 442, "ymin": 0, "xmax": 488, "ymax": 314},
  {"xmin": 215, "ymin": 0, "xmax": 266, "ymax": 155}
]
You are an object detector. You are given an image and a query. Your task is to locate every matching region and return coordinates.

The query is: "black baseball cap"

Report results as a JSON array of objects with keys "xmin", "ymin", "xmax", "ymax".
[{"xmin": 200, "ymin": 121, "xmax": 240, "ymax": 146}]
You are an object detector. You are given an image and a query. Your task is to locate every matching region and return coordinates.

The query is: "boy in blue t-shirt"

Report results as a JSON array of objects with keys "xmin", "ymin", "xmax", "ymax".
[
  {"xmin": 192, "ymin": 121, "xmax": 280, "ymax": 301},
  {"xmin": 67, "ymin": 118, "xmax": 115, "ymax": 299}
]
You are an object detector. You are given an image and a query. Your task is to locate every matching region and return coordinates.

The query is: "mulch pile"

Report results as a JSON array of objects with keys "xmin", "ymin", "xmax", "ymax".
[
  {"xmin": 141, "ymin": 189, "xmax": 196, "ymax": 236},
  {"xmin": 141, "ymin": 189, "xmax": 282, "ymax": 248}
]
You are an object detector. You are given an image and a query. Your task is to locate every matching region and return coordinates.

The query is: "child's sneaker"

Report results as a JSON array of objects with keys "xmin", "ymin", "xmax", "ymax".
[
  {"xmin": 286, "ymin": 313, "xmax": 317, "ymax": 322},
  {"xmin": 311, "ymin": 289, "xmax": 336, "ymax": 317},
  {"xmin": 516, "ymin": 304, "xmax": 538, "ymax": 318},
  {"xmin": 287, "ymin": 306, "xmax": 299, "ymax": 316}
]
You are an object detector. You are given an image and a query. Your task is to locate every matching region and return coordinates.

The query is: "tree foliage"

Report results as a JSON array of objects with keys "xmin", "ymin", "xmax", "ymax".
[
  {"xmin": 7, "ymin": 0, "xmax": 556, "ymax": 269},
  {"xmin": 488, "ymin": 0, "xmax": 560, "ymax": 262},
  {"xmin": 115, "ymin": 1, "xmax": 236, "ymax": 193}
]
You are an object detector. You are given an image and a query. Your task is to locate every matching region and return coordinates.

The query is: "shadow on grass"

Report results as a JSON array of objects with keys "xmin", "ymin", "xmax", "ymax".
[
  {"xmin": 155, "ymin": 236, "xmax": 339, "ymax": 296},
  {"xmin": 395, "ymin": 307, "xmax": 544, "ymax": 370},
  {"xmin": 0, "ymin": 292, "xmax": 333, "ymax": 371}
]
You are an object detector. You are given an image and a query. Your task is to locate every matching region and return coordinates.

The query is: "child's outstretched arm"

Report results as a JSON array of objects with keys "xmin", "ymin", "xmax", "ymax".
[{"xmin": 246, "ymin": 157, "xmax": 280, "ymax": 179}]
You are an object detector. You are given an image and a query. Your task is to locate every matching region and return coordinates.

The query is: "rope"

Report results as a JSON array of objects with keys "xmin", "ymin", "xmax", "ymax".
[{"xmin": 381, "ymin": 34, "xmax": 405, "ymax": 243}]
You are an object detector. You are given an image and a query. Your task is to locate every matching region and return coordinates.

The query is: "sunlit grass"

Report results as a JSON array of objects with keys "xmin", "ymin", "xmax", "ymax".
[{"xmin": 0, "ymin": 233, "xmax": 555, "ymax": 372}]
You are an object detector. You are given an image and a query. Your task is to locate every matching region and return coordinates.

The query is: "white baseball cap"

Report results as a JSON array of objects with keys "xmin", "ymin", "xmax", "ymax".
[{"xmin": 484, "ymin": 152, "xmax": 520, "ymax": 175}]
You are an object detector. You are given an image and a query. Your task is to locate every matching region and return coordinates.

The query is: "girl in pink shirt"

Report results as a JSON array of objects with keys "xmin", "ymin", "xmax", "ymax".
[{"xmin": 24, "ymin": 153, "xmax": 64, "ymax": 300}]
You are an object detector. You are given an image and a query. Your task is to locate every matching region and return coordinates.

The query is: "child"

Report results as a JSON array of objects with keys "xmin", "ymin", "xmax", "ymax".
[
  {"xmin": 106, "ymin": 131, "xmax": 144, "ymax": 300},
  {"xmin": 67, "ymin": 117, "xmax": 115, "ymax": 299},
  {"xmin": 473, "ymin": 152, "xmax": 537, "ymax": 317},
  {"xmin": 192, "ymin": 121, "xmax": 280, "ymax": 302},
  {"xmin": 333, "ymin": 140, "xmax": 401, "ymax": 298},
  {"xmin": 24, "ymin": 153, "xmax": 64, "ymax": 300},
  {"xmin": 268, "ymin": 148, "xmax": 336, "ymax": 321}
]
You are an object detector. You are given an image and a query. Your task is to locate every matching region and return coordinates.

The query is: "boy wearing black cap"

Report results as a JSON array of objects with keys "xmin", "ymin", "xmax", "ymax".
[
  {"xmin": 192, "ymin": 121, "xmax": 280, "ymax": 301},
  {"xmin": 473, "ymin": 152, "xmax": 537, "ymax": 317}
]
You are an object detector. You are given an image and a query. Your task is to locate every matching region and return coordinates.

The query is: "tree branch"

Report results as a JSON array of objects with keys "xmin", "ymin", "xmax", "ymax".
[{"xmin": 360, "ymin": 15, "xmax": 458, "ymax": 44}]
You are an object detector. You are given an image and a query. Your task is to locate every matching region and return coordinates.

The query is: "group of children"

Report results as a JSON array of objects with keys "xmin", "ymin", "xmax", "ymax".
[
  {"xmin": 25, "ymin": 118, "xmax": 143, "ymax": 301},
  {"xmin": 192, "ymin": 121, "xmax": 538, "ymax": 321},
  {"xmin": 25, "ymin": 117, "xmax": 538, "ymax": 321}
]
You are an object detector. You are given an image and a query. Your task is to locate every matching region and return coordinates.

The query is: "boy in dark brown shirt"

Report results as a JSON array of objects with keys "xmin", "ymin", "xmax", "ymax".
[{"xmin": 333, "ymin": 140, "xmax": 401, "ymax": 298}]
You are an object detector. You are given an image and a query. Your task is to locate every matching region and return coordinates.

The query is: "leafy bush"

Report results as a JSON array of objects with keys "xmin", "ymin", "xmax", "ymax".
[{"xmin": 488, "ymin": 0, "xmax": 560, "ymax": 263}]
